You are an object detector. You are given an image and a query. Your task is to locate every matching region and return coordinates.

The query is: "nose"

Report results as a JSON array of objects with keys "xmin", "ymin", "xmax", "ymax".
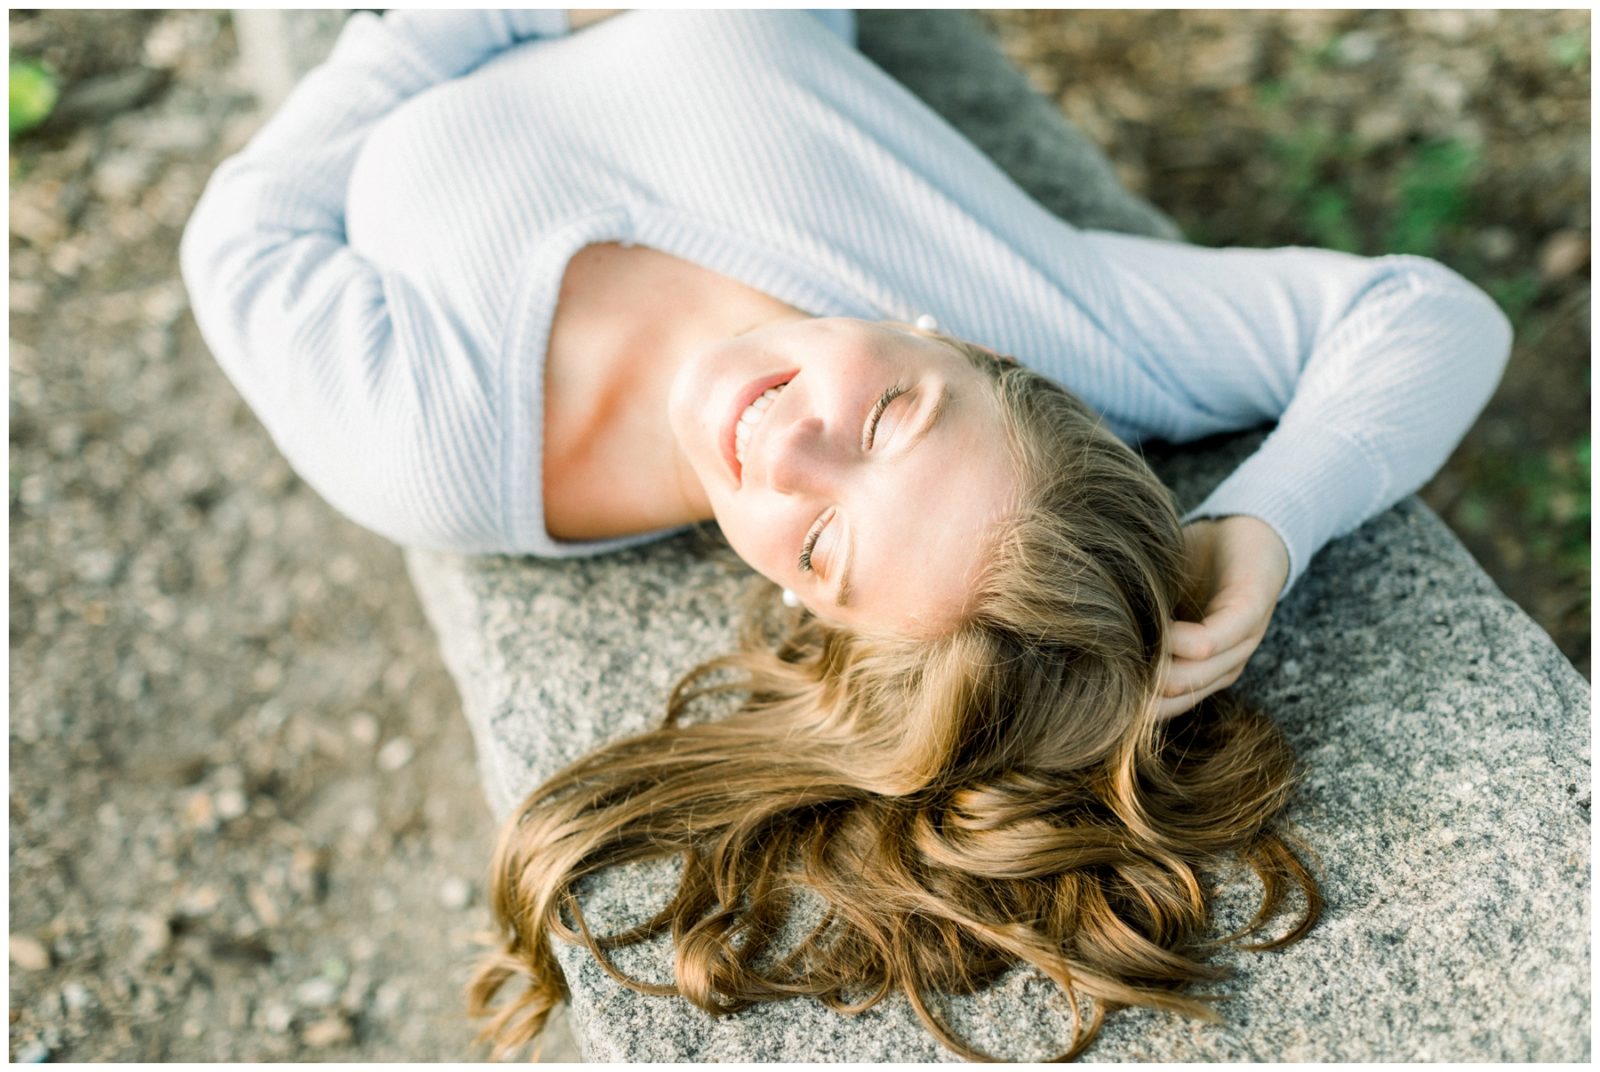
[{"xmin": 762, "ymin": 413, "xmax": 845, "ymax": 495}]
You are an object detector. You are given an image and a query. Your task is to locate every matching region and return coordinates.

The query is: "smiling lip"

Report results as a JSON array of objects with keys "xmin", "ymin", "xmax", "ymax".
[{"xmin": 723, "ymin": 370, "xmax": 797, "ymax": 486}]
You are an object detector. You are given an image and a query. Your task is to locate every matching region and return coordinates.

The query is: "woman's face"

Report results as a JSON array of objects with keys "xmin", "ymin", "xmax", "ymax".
[{"xmin": 668, "ymin": 317, "xmax": 1018, "ymax": 636}]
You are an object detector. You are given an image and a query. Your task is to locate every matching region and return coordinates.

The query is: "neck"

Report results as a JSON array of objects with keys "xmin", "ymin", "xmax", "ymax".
[{"xmin": 540, "ymin": 244, "xmax": 806, "ymax": 540}]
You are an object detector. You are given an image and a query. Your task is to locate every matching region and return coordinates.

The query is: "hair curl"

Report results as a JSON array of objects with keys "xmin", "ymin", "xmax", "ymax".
[{"xmin": 467, "ymin": 324, "xmax": 1320, "ymax": 1060}]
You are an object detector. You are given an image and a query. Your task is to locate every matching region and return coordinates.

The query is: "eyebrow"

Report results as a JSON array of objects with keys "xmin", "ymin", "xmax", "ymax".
[{"xmin": 835, "ymin": 383, "xmax": 951, "ymax": 608}]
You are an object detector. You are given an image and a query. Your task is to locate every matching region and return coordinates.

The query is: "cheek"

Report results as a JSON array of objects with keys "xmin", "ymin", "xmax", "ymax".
[{"xmin": 713, "ymin": 494, "xmax": 796, "ymax": 582}]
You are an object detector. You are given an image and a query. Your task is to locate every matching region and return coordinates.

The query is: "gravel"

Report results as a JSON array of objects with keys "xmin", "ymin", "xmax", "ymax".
[{"xmin": 8, "ymin": 9, "xmax": 570, "ymax": 1062}]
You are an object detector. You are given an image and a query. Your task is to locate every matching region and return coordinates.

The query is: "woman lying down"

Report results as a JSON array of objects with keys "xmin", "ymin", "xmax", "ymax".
[{"xmin": 181, "ymin": 8, "xmax": 1511, "ymax": 1060}]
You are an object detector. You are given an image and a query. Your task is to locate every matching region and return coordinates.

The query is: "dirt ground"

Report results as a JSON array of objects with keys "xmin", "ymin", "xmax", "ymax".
[
  {"xmin": 8, "ymin": 9, "xmax": 577, "ymax": 1062},
  {"xmin": 8, "ymin": 8, "xmax": 1590, "ymax": 1064}
]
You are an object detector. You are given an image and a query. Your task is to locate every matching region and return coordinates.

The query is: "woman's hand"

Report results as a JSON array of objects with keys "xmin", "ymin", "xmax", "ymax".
[
  {"xmin": 1155, "ymin": 515, "xmax": 1289, "ymax": 719},
  {"xmin": 568, "ymin": 9, "xmax": 624, "ymax": 31}
]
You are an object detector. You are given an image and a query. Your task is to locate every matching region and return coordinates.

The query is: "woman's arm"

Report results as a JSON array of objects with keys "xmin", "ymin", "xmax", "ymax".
[
  {"xmin": 1076, "ymin": 232, "xmax": 1512, "ymax": 596},
  {"xmin": 1065, "ymin": 234, "xmax": 1511, "ymax": 715},
  {"xmin": 179, "ymin": 10, "xmax": 571, "ymax": 550}
]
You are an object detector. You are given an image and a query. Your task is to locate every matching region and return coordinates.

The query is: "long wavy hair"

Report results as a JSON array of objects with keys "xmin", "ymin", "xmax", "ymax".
[{"xmin": 467, "ymin": 324, "xmax": 1321, "ymax": 1060}]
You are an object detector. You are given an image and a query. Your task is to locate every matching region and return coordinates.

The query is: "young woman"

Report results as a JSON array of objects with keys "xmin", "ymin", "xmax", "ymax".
[{"xmin": 181, "ymin": 8, "xmax": 1511, "ymax": 1059}]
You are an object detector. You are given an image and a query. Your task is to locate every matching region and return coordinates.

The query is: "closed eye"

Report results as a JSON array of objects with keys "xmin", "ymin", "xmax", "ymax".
[
  {"xmin": 802, "ymin": 385, "xmax": 905, "ymax": 575},
  {"xmin": 798, "ymin": 506, "xmax": 836, "ymax": 573},
  {"xmin": 863, "ymin": 383, "xmax": 907, "ymax": 450}
]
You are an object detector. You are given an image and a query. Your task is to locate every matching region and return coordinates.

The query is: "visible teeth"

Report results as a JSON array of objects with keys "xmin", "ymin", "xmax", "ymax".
[{"xmin": 734, "ymin": 384, "xmax": 786, "ymax": 466}]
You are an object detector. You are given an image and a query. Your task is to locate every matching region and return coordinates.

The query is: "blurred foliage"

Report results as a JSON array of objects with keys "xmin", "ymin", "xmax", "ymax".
[
  {"xmin": 9, "ymin": 55, "xmax": 57, "ymax": 139},
  {"xmin": 1456, "ymin": 439, "xmax": 1590, "ymax": 573},
  {"xmin": 1387, "ymin": 139, "xmax": 1478, "ymax": 255},
  {"xmin": 1251, "ymin": 39, "xmax": 1587, "ymax": 662},
  {"xmin": 1549, "ymin": 30, "xmax": 1589, "ymax": 71},
  {"xmin": 1265, "ymin": 114, "xmax": 1361, "ymax": 252},
  {"xmin": 1259, "ymin": 61, "xmax": 1481, "ymax": 261},
  {"xmin": 985, "ymin": 8, "xmax": 1590, "ymax": 673}
]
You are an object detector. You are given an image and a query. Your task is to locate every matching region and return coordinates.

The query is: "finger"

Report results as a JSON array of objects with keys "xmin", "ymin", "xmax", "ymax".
[
  {"xmin": 1167, "ymin": 619, "xmax": 1217, "ymax": 660},
  {"xmin": 1168, "ymin": 587, "xmax": 1266, "ymax": 658},
  {"xmin": 1161, "ymin": 633, "xmax": 1257, "ymax": 698},
  {"xmin": 1155, "ymin": 665, "xmax": 1245, "ymax": 720},
  {"xmin": 1190, "ymin": 595, "xmax": 1262, "ymax": 654}
]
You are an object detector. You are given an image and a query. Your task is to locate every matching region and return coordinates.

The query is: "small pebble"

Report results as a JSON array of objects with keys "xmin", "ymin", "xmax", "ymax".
[
  {"xmin": 372, "ymin": 982, "xmax": 405, "ymax": 1018},
  {"xmin": 184, "ymin": 791, "xmax": 218, "ymax": 833},
  {"xmin": 134, "ymin": 114, "xmax": 214, "ymax": 154},
  {"xmin": 295, "ymin": 977, "xmax": 340, "ymax": 1008},
  {"xmin": 340, "ymin": 969, "xmax": 372, "ymax": 1013},
  {"xmin": 10, "ymin": 934, "xmax": 52, "ymax": 971},
  {"xmin": 1334, "ymin": 30, "xmax": 1379, "ymax": 66},
  {"xmin": 259, "ymin": 1001, "xmax": 294, "ymax": 1034},
  {"xmin": 251, "ymin": 660, "xmax": 284, "ymax": 691},
  {"xmin": 289, "ymin": 846, "xmax": 329, "ymax": 899},
  {"xmin": 254, "ymin": 698, "xmax": 289, "ymax": 734},
  {"xmin": 349, "ymin": 711, "xmax": 380, "ymax": 747},
  {"xmin": 300, "ymin": 1015, "xmax": 352, "ymax": 1047},
  {"xmin": 215, "ymin": 788, "xmax": 248, "ymax": 822},
  {"xmin": 1475, "ymin": 226, "xmax": 1517, "ymax": 264},
  {"xmin": 15, "ymin": 1040, "xmax": 50, "ymax": 1064},
  {"xmin": 327, "ymin": 553, "xmax": 360, "ymax": 585},
  {"xmin": 438, "ymin": 877, "xmax": 472, "ymax": 911},
  {"xmin": 134, "ymin": 914, "xmax": 172, "ymax": 957},
  {"xmin": 75, "ymin": 549, "xmax": 121, "ymax": 586},
  {"xmin": 46, "ymin": 423, "xmax": 83, "ymax": 457},
  {"xmin": 1539, "ymin": 229, "xmax": 1590, "ymax": 281},
  {"xmin": 247, "ymin": 885, "xmax": 280, "ymax": 928},
  {"xmin": 92, "ymin": 151, "xmax": 158, "ymax": 203},
  {"xmin": 178, "ymin": 885, "xmax": 220, "ymax": 918},
  {"xmin": 61, "ymin": 981, "xmax": 93, "ymax": 1012},
  {"xmin": 10, "ymin": 279, "xmax": 47, "ymax": 315},
  {"xmin": 348, "ymin": 806, "xmax": 378, "ymax": 838},
  {"xmin": 376, "ymin": 737, "xmax": 415, "ymax": 772}
]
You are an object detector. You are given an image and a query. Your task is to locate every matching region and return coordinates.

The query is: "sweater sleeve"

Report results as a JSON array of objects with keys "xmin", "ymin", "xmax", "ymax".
[
  {"xmin": 179, "ymin": 9, "xmax": 570, "ymax": 552},
  {"xmin": 1072, "ymin": 231, "xmax": 1512, "ymax": 596}
]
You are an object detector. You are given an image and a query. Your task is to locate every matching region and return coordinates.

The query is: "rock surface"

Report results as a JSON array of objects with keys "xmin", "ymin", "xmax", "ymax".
[{"xmin": 404, "ymin": 8, "xmax": 1590, "ymax": 1063}]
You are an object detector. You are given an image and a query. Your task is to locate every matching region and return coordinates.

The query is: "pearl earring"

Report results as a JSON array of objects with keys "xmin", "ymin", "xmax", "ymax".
[
  {"xmin": 913, "ymin": 313, "xmax": 939, "ymax": 332},
  {"xmin": 782, "ymin": 588, "xmax": 802, "ymax": 609}
]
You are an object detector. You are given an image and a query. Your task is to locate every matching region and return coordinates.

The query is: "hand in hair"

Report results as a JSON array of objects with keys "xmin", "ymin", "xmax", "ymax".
[{"xmin": 1156, "ymin": 515, "xmax": 1290, "ymax": 719}]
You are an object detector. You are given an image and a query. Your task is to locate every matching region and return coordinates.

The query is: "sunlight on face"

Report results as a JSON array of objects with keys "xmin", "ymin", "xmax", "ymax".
[{"xmin": 668, "ymin": 318, "xmax": 1017, "ymax": 635}]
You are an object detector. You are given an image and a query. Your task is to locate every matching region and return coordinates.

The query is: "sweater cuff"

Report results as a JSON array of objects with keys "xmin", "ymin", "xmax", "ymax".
[{"xmin": 1179, "ymin": 421, "xmax": 1390, "ymax": 598}]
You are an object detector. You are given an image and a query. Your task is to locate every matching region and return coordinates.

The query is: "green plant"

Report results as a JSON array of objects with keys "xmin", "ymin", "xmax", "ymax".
[
  {"xmin": 1484, "ymin": 271, "xmax": 1543, "ymax": 331},
  {"xmin": 1304, "ymin": 186, "xmax": 1360, "ymax": 252},
  {"xmin": 1386, "ymin": 138, "xmax": 1479, "ymax": 256},
  {"xmin": 1461, "ymin": 437, "xmax": 1591, "ymax": 579},
  {"xmin": 9, "ymin": 56, "xmax": 58, "ymax": 140},
  {"xmin": 1550, "ymin": 31, "xmax": 1588, "ymax": 71},
  {"xmin": 1265, "ymin": 117, "xmax": 1368, "ymax": 250}
]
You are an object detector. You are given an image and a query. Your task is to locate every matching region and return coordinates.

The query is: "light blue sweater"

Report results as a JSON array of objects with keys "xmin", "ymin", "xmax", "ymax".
[{"xmin": 180, "ymin": 9, "xmax": 1511, "ymax": 595}]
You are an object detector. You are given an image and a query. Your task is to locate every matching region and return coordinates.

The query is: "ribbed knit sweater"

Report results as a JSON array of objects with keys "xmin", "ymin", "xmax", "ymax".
[{"xmin": 180, "ymin": 8, "xmax": 1512, "ymax": 595}]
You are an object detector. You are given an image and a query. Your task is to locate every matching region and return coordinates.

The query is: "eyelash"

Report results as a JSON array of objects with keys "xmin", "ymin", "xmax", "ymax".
[
  {"xmin": 798, "ymin": 385, "xmax": 905, "ymax": 574},
  {"xmin": 798, "ymin": 506, "xmax": 835, "ymax": 573},
  {"xmin": 863, "ymin": 383, "xmax": 907, "ymax": 450}
]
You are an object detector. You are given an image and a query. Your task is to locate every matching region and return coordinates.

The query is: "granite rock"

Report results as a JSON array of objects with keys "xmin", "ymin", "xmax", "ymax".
[{"xmin": 392, "ymin": 8, "xmax": 1589, "ymax": 1063}]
